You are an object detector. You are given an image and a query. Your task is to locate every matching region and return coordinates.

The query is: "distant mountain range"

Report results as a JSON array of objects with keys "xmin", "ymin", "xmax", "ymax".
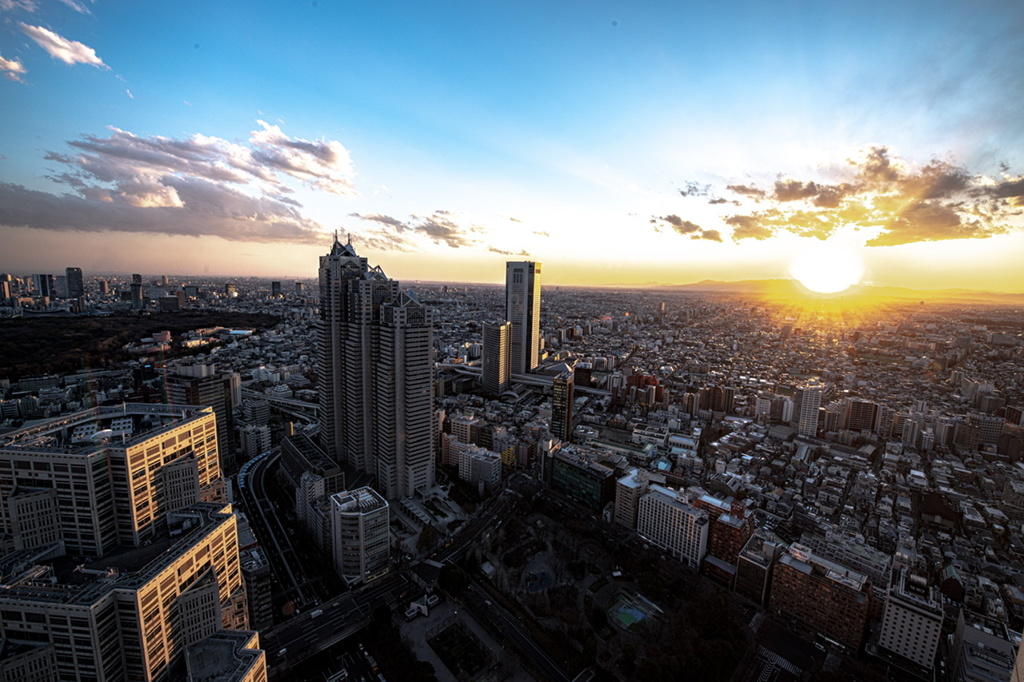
[{"xmin": 657, "ymin": 279, "xmax": 1024, "ymax": 304}]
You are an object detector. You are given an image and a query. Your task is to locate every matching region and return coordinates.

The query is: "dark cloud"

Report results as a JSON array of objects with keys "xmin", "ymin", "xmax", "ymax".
[
  {"xmin": 349, "ymin": 211, "xmax": 483, "ymax": 250},
  {"xmin": 678, "ymin": 181, "xmax": 712, "ymax": 198},
  {"xmin": 991, "ymin": 177, "xmax": 1024, "ymax": 205},
  {"xmin": 726, "ymin": 184, "xmax": 766, "ymax": 199},
  {"xmin": 350, "ymin": 212, "xmax": 408, "ymax": 230},
  {"xmin": 0, "ymin": 181, "xmax": 322, "ymax": 243},
  {"xmin": 654, "ymin": 214, "xmax": 724, "ymax": 242},
  {"xmin": 866, "ymin": 201, "xmax": 992, "ymax": 246},
  {"xmin": 708, "ymin": 197, "xmax": 729, "ymax": 205},
  {"xmin": 0, "ymin": 122, "xmax": 362, "ymax": 243},
  {"xmin": 657, "ymin": 214, "xmax": 701, "ymax": 234}
]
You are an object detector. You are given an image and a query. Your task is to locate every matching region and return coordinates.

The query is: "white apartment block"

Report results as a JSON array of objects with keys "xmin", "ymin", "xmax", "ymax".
[
  {"xmin": 637, "ymin": 484, "xmax": 709, "ymax": 569},
  {"xmin": 330, "ymin": 487, "xmax": 390, "ymax": 586},
  {"xmin": 878, "ymin": 569, "xmax": 943, "ymax": 669}
]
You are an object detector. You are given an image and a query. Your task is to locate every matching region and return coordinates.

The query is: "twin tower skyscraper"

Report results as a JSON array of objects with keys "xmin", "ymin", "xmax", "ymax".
[
  {"xmin": 316, "ymin": 236, "xmax": 541, "ymax": 499},
  {"xmin": 316, "ymin": 237, "xmax": 434, "ymax": 499}
]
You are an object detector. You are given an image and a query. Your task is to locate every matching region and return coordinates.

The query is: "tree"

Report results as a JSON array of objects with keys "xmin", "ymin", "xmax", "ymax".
[
  {"xmin": 417, "ymin": 524, "xmax": 440, "ymax": 552},
  {"xmin": 439, "ymin": 563, "xmax": 470, "ymax": 594}
]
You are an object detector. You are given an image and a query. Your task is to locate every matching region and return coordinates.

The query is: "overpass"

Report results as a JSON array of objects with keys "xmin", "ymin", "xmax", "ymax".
[
  {"xmin": 436, "ymin": 363, "xmax": 611, "ymax": 397},
  {"xmin": 241, "ymin": 388, "xmax": 319, "ymax": 422}
]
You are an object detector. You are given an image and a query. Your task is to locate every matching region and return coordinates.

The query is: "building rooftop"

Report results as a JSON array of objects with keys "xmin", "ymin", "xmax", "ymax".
[{"xmin": 0, "ymin": 403, "xmax": 212, "ymax": 455}]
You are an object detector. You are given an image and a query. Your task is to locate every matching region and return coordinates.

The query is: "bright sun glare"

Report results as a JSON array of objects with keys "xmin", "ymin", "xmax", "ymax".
[{"xmin": 789, "ymin": 245, "xmax": 865, "ymax": 294}]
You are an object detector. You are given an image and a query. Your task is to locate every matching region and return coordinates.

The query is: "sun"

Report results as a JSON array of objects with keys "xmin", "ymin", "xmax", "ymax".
[{"xmin": 789, "ymin": 245, "xmax": 864, "ymax": 294}]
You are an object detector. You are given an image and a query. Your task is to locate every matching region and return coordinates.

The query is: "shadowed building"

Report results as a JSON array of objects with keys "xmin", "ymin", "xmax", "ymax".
[
  {"xmin": 482, "ymin": 321, "xmax": 511, "ymax": 393},
  {"xmin": 317, "ymin": 237, "xmax": 435, "ymax": 499},
  {"xmin": 505, "ymin": 261, "xmax": 541, "ymax": 375}
]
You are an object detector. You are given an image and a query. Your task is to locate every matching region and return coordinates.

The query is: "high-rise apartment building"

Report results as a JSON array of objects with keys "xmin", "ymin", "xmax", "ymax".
[
  {"xmin": 329, "ymin": 486, "xmax": 390, "ymax": 586},
  {"xmin": 848, "ymin": 399, "xmax": 878, "ymax": 432},
  {"xmin": 317, "ymin": 238, "xmax": 435, "ymax": 499},
  {"xmin": 505, "ymin": 261, "xmax": 541, "ymax": 375},
  {"xmin": 797, "ymin": 382, "xmax": 821, "ymax": 437},
  {"xmin": 551, "ymin": 370, "xmax": 574, "ymax": 441},
  {"xmin": 65, "ymin": 266, "xmax": 84, "ymax": 299},
  {"xmin": 270, "ymin": 281, "xmax": 282, "ymax": 297},
  {"xmin": 481, "ymin": 321, "xmax": 511, "ymax": 393},
  {"xmin": 950, "ymin": 612, "xmax": 1017, "ymax": 682},
  {"xmin": 130, "ymin": 274, "xmax": 144, "ymax": 310},
  {"xmin": 769, "ymin": 543, "xmax": 870, "ymax": 649}
]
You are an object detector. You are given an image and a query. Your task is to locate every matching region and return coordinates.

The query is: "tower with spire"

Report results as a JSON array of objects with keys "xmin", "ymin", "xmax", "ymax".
[{"xmin": 317, "ymin": 234, "xmax": 436, "ymax": 498}]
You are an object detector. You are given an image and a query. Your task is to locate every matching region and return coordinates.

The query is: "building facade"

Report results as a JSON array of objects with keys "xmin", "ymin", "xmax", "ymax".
[
  {"xmin": 551, "ymin": 370, "xmax": 575, "ymax": 442},
  {"xmin": 877, "ymin": 568, "xmax": 943, "ymax": 670},
  {"xmin": 317, "ymin": 238, "xmax": 435, "ymax": 499},
  {"xmin": 637, "ymin": 485, "xmax": 709, "ymax": 570},
  {"xmin": 769, "ymin": 543, "xmax": 870, "ymax": 650},
  {"xmin": 505, "ymin": 261, "xmax": 541, "ymax": 375},
  {"xmin": 481, "ymin": 321, "xmax": 511, "ymax": 394},
  {"xmin": 330, "ymin": 487, "xmax": 390, "ymax": 586},
  {"xmin": 0, "ymin": 404, "xmax": 224, "ymax": 557},
  {"xmin": 0, "ymin": 503, "xmax": 259, "ymax": 682}
]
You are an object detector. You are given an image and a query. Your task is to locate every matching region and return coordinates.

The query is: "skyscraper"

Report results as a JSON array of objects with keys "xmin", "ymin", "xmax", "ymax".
[
  {"xmin": 65, "ymin": 266, "xmax": 84, "ymax": 299},
  {"xmin": 797, "ymin": 382, "xmax": 821, "ymax": 437},
  {"xmin": 505, "ymin": 261, "xmax": 541, "ymax": 375},
  {"xmin": 551, "ymin": 369, "xmax": 574, "ymax": 442},
  {"xmin": 32, "ymin": 273, "xmax": 54, "ymax": 299},
  {"xmin": 130, "ymin": 273, "xmax": 144, "ymax": 310},
  {"xmin": 481, "ymin": 321, "xmax": 511, "ymax": 393},
  {"xmin": 317, "ymin": 237, "xmax": 435, "ymax": 499}
]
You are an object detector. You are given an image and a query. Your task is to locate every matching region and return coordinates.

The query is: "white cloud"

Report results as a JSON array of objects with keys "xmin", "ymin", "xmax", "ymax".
[
  {"xmin": 250, "ymin": 120, "xmax": 356, "ymax": 195},
  {"xmin": 19, "ymin": 23, "xmax": 107, "ymax": 68},
  {"xmin": 0, "ymin": 0, "xmax": 37, "ymax": 11},
  {"xmin": 56, "ymin": 0, "xmax": 90, "ymax": 13},
  {"xmin": 0, "ymin": 55, "xmax": 27, "ymax": 82}
]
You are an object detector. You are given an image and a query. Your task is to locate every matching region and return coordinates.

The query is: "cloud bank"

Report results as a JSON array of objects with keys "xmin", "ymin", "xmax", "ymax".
[
  {"xmin": 662, "ymin": 146, "xmax": 1024, "ymax": 247},
  {"xmin": 350, "ymin": 211, "xmax": 490, "ymax": 251},
  {"xmin": 0, "ymin": 122, "xmax": 358, "ymax": 243}
]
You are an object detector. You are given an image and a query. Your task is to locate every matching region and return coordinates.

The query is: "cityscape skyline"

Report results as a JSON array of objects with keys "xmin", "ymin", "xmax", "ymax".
[
  {"xmin": 4, "ymin": 243, "xmax": 1024, "ymax": 678},
  {"xmin": 3, "ymin": 1, "xmax": 1024, "ymax": 290}
]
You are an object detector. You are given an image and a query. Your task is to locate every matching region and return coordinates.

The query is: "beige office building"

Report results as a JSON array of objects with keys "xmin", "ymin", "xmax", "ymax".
[
  {"xmin": 0, "ymin": 404, "xmax": 224, "ymax": 556},
  {"xmin": 0, "ymin": 503, "xmax": 260, "ymax": 682}
]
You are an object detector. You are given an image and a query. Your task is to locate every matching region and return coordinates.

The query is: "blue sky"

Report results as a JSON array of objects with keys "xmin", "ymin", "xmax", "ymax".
[{"xmin": 2, "ymin": 0, "xmax": 1024, "ymax": 288}]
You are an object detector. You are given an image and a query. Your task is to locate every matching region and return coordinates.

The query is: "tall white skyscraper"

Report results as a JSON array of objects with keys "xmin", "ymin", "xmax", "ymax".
[
  {"xmin": 317, "ymin": 237, "xmax": 435, "ymax": 498},
  {"xmin": 505, "ymin": 261, "xmax": 541, "ymax": 375},
  {"xmin": 798, "ymin": 382, "xmax": 822, "ymax": 437}
]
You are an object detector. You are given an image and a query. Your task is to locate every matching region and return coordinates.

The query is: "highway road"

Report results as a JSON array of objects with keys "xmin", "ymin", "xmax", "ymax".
[
  {"xmin": 263, "ymin": 571, "xmax": 411, "ymax": 678},
  {"xmin": 463, "ymin": 579, "xmax": 572, "ymax": 682},
  {"xmin": 237, "ymin": 449, "xmax": 320, "ymax": 609}
]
